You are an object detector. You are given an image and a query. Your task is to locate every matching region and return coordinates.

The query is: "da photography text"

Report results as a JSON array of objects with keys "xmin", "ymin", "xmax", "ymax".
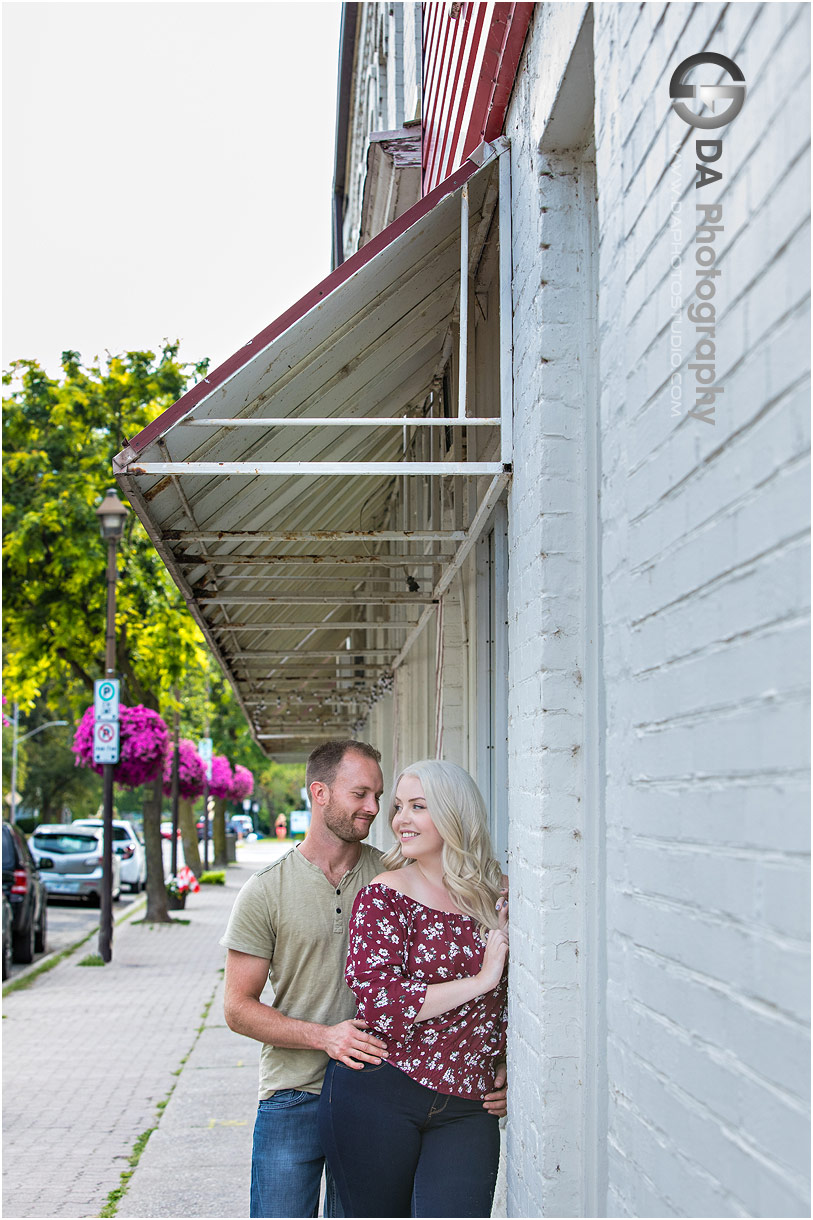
[{"xmin": 668, "ymin": 52, "xmax": 746, "ymax": 426}]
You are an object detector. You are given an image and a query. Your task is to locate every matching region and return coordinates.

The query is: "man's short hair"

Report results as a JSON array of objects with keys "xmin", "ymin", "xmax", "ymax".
[{"xmin": 306, "ymin": 739, "xmax": 382, "ymax": 790}]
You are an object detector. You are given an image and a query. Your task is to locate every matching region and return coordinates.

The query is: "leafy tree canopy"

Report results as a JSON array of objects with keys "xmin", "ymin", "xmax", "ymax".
[
  {"xmin": 3, "ymin": 346, "xmax": 210, "ymax": 713},
  {"xmin": 3, "ymin": 347, "xmax": 296, "ymax": 831}
]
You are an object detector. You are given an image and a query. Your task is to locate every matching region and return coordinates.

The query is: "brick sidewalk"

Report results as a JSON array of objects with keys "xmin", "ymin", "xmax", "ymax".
[
  {"xmin": 4, "ymin": 840, "xmax": 507, "ymax": 1218},
  {"xmin": 2, "ymin": 856, "xmax": 260, "ymax": 1220}
]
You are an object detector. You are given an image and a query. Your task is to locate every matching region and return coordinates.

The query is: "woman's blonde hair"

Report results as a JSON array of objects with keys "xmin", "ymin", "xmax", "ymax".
[{"xmin": 381, "ymin": 759, "xmax": 504, "ymax": 931}]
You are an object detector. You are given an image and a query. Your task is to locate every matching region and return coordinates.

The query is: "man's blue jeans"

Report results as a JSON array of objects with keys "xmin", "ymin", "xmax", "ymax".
[{"xmin": 250, "ymin": 1089, "xmax": 342, "ymax": 1218}]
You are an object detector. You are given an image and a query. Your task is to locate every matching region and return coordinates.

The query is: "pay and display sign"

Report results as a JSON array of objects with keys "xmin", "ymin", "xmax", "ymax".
[{"xmin": 93, "ymin": 678, "xmax": 120, "ymax": 763}]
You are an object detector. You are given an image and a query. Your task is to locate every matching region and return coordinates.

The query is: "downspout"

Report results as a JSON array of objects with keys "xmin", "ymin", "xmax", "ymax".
[{"xmin": 332, "ymin": 3, "xmax": 358, "ymax": 268}]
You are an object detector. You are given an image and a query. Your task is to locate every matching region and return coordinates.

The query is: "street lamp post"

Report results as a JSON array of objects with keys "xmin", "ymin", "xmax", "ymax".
[
  {"xmin": 8, "ymin": 709, "xmax": 69, "ymax": 823},
  {"xmin": 95, "ymin": 489, "xmax": 129, "ymax": 964}
]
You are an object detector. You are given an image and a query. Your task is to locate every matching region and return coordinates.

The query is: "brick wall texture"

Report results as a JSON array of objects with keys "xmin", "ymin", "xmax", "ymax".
[
  {"xmin": 346, "ymin": 3, "xmax": 809, "ymax": 1214},
  {"xmin": 505, "ymin": 3, "xmax": 810, "ymax": 1216}
]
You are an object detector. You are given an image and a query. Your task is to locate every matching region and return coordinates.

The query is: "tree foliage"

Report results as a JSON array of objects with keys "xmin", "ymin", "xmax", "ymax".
[
  {"xmin": 6, "ymin": 691, "xmax": 101, "ymax": 823},
  {"xmin": 256, "ymin": 760, "xmax": 306, "ymax": 832},
  {"xmin": 2, "ymin": 346, "xmax": 210, "ymax": 713}
]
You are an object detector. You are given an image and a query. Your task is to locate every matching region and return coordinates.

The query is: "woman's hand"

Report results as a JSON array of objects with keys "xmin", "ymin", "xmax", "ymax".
[
  {"xmin": 496, "ymin": 892, "xmax": 509, "ymax": 930},
  {"xmin": 478, "ymin": 926, "xmax": 509, "ymax": 991}
]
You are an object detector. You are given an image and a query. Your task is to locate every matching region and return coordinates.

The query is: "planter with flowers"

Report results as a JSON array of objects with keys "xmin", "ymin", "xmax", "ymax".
[{"xmin": 165, "ymin": 865, "xmax": 200, "ymax": 910}]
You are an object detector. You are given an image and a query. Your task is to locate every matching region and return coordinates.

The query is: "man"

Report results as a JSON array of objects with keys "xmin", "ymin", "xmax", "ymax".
[{"xmin": 222, "ymin": 739, "xmax": 507, "ymax": 1218}]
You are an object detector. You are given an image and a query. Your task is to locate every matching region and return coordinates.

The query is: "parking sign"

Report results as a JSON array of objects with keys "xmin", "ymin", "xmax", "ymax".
[
  {"xmin": 198, "ymin": 738, "xmax": 213, "ymax": 781},
  {"xmin": 93, "ymin": 719, "xmax": 120, "ymax": 764},
  {"xmin": 94, "ymin": 678, "xmax": 120, "ymax": 722}
]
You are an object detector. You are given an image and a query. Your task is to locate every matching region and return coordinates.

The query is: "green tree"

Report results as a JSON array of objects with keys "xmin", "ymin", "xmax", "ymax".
[
  {"xmin": 257, "ymin": 761, "xmax": 307, "ymax": 833},
  {"xmin": 3, "ymin": 347, "xmax": 210, "ymax": 711},
  {"xmin": 2, "ymin": 346, "xmax": 211, "ymax": 919},
  {"xmin": 13, "ymin": 693, "xmax": 102, "ymax": 823}
]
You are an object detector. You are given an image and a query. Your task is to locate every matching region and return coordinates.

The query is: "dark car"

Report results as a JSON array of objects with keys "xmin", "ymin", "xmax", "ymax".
[{"xmin": 2, "ymin": 821, "xmax": 47, "ymax": 965}]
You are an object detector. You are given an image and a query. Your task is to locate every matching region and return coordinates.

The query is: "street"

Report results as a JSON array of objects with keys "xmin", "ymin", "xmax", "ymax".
[{"xmin": 5, "ymin": 836, "xmax": 293, "ymax": 985}]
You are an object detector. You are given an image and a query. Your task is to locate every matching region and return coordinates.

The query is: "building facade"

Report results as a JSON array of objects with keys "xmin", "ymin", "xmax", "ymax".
[
  {"xmin": 116, "ymin": 3, "xmax": 810, "ymax": 1215},
  {"xmin": 333, "ymin": 5, "xmax": 812, "ymax": 1216}
]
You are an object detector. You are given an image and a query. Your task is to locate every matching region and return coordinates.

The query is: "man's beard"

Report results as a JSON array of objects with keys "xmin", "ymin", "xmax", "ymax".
[{"xmin": 323, "ymin": 796, "xmax": 374, "ymax": 843}]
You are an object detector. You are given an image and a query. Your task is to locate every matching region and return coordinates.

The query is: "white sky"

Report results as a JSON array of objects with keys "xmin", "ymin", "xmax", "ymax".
[{"xmin": 2, "ymin": 1, "xmax": 343, "ymax": 378}]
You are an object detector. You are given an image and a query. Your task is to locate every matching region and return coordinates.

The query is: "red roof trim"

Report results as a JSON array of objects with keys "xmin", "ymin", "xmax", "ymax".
[
  {"xmin": 422, "ymin": 2, "xmax": 533, "ymax": 194},
  {"xmin": 434, "ymin": 3, "xmax": 488, "ymax": 191},
  {"xmin": 482, "ymin": 3, "xmax": 534, "ymax": 144},
  {"xmin": 125, "ymin": 157, "xmax": 482, "ymax": 458}
]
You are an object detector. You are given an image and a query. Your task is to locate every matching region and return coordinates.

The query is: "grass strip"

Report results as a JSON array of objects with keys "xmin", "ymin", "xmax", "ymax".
[
  {"xmin": 2, "ymin": 897, "xmax": 146, "ymax": 997},
  {"xmin": 98, "ymin": 1124, "xmax": 158, "ymax": 1218}
]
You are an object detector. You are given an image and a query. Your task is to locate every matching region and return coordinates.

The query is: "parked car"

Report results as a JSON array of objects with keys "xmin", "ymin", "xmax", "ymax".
[
  {"xmin": 70, "ymin": 819, "xmax": 147, "ymax": 892},
  {"xmin": 227, "ymin": 814, "xmax": 255, "ymax": 840},
  {"xmin": 30, "ymin": 825, "xmax": 121, "ymax": 905},
  {"xmin": 2, "ymin": 894, "xmax": 12, "ymax": 980},
  {"xmin": 2, "ymin": 821, "xmax": 48, "ymax": 963}
]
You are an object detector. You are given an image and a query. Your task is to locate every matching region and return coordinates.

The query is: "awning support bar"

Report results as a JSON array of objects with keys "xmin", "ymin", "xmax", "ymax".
[
  {"xmin": 499, "ymin": 147, "xmax": 514, "ymax": 466},
  {"xmin": 392, "ymin": 472, "xmax": 509, "ymax": 670},
  {"xmin": 209, "ymin": 622, "xmax": 411, "ymax": 631},
  {"xmin": 458, "ymin": 183, "xmax": 469, "ymax": 419},
  {"xmin": 166, "ymin": 531, "xmax": 467, "ymax": 542},
  {"xmin": 127, "ymin": 462, "xmax": 506, "ymax": 477},
  {"xmin": 198, "ymin": 594, "xmax": 437, "ymax": 606},
  {"xmin": 179, "ymin": 417, "xmax": 500, "ymax": 428}
]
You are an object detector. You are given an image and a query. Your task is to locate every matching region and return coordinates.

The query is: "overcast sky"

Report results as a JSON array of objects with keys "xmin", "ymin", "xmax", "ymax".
[{"xmin": 2, "ymin": 1, "xmax": 342, "ymax": 378}]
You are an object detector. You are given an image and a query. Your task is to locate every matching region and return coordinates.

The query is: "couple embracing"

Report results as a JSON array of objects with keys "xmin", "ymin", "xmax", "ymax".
[{"xmin": 221, "ymin": 739, "xmax": 509, "ymax": 1219}]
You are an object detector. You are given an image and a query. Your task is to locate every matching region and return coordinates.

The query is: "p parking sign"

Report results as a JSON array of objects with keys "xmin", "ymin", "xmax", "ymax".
[{"xmin": 94, "ymin": 678, "xmax": 120, "ymax": 722}]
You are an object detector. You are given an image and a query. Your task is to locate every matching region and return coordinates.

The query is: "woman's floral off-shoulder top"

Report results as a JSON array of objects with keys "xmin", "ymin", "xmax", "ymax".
[{"xmin": 345, "ymin": 881, "xmax": 507, "ymax": 1099}]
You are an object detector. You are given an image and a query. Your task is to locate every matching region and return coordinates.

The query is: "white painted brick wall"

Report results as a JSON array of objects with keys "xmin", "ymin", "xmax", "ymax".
[
  {"xmin": 503, "ymin": 6, "xmax": 596, "ymax": 1214},
  {"xmin": 594, "ymin": 3, "xmax": 810, "ymax": 1216},
  {"xmin": 348, "ymin": 5, "xmax": 810, "ymax": 1215}
]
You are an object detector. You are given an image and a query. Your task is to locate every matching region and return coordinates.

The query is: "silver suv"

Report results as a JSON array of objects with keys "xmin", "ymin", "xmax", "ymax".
[{"xmin": 30, "ymin": 826, "xmax": 121, "ymax": 905}]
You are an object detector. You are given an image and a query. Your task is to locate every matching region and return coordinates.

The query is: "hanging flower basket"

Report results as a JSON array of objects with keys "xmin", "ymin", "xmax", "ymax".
[
  {"xmin": 208, "ymin": 755, "xmax": 234, "ymax": 801},
  {"xmin": 72, "ymin": 705, "xmax": 169, "ymax": 789},
  {"xmin": 163, "ymin": 740, "xmax": 206, "ymax": 800},
  {"xmin": 230, "ymin": 764, "xmax": 254, "ymax": 803}
]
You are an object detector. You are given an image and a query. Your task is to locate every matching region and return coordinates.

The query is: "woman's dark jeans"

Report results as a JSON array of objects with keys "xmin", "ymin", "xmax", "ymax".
[{"xmin": 318, "ymin": 1059, "xmax": 501, "ymax": 1218}]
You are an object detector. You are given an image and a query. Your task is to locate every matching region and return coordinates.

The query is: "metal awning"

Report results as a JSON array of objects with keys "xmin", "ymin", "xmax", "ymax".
[{"xmin": 114, "ymin": 139, "xmax": 513, "ymax": 759}]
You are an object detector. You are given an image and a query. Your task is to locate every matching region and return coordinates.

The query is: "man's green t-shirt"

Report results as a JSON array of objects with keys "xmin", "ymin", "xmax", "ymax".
[{"xmin": 220, "ymin": 844, "xmax": 383, "ymax": 1098}]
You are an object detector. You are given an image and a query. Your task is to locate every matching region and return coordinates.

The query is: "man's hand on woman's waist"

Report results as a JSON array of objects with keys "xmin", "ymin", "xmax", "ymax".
[
  {"xmin": 482, "ymin": 1060, "xmax": 508, "ymax": 1117},
  {"xmin": 321, "ymin": 1018, "xmax": 388, "ymax": 1069}
]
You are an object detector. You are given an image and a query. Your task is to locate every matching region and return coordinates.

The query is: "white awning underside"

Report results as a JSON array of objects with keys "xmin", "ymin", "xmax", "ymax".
[{"xmin": 114, "ymin": 146, "xmax": 511, "ymax": 759}]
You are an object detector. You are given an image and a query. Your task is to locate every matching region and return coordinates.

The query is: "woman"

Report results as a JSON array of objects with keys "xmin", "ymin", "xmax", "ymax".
[{"xmin": 318, "ymin": 759, "xmax": 508, "ymax": 1218}]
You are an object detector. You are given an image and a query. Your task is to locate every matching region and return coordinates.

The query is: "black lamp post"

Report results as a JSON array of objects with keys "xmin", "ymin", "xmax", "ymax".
[{"xmin": 95, "ymin": 488, "xmax": 129, "ymax": 963}]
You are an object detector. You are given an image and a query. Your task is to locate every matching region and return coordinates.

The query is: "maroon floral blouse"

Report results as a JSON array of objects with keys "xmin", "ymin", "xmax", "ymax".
[{"xmin": 345, "ymin": 882, "xmax": 507, "ymax": 1099}]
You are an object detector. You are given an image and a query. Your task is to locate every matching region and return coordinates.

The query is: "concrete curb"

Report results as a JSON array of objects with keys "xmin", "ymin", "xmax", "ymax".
[{"xmin": 2, "ymin": 894, "xmax": 148, "ymax": 993}]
